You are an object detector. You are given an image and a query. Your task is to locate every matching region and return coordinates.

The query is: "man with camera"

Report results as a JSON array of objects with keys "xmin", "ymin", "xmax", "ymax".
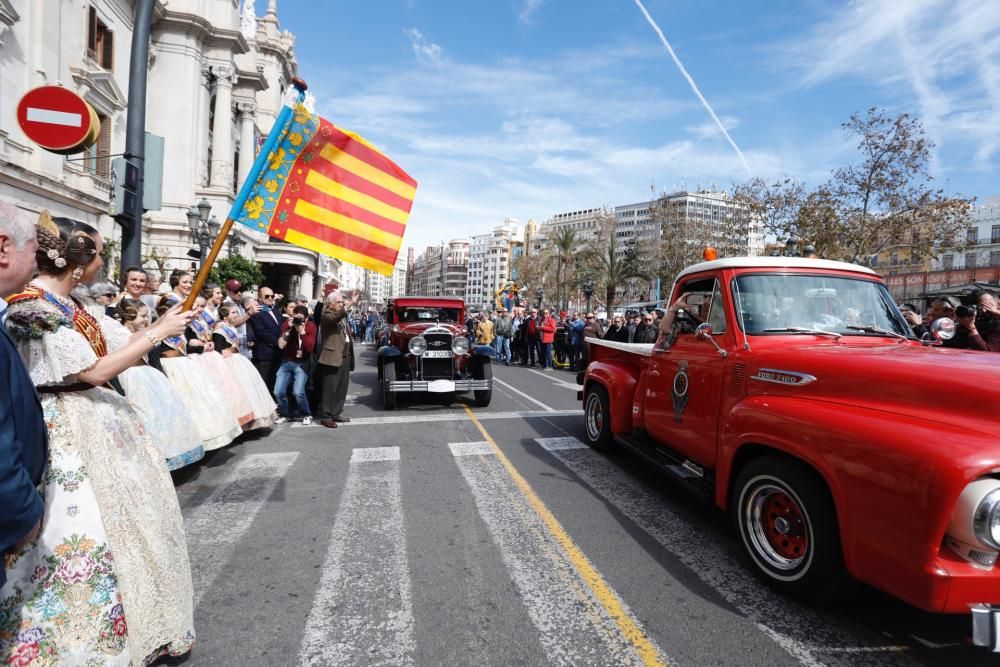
[
  {"xmin": 965, "ymin": 289, "xmax": 1000, "ymax": 352},
  {"xmin": 274, "ymin": 305, "xmax": 317, "ymax": 425},
  {"xmin": 316, "ymin": 291, "xmax": 354, "ymax": 429}
]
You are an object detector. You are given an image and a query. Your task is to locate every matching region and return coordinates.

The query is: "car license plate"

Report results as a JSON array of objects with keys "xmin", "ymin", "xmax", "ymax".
[
  {"xmin": 423, "ymin": 350, "xmax": 451, "ymax": 358},
  {"xmin": 427, "ymin": 379, "xmax": 456, "ymax": 393}
]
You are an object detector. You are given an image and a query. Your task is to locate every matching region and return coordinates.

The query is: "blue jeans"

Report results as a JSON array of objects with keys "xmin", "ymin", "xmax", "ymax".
[
  {"xmin": 274, "ymin": 360, "xmax": 311, "ymax": 417},
  {"xmin": 540, "ymin": 342, "xmax": 553, "ymax": 368},
  {"xmin": 494, "ymin": 335, "xmax": 510, "ymax": 364}
]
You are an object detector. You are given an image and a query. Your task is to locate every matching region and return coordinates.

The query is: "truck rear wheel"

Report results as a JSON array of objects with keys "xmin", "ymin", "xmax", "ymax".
[
  {"xmin": 733, "ymin": 456, "xmax": 847, "ymax": 602},
  {"xmin": 583, "ymin": 384, "xmax": 613, "ymax": 450}
]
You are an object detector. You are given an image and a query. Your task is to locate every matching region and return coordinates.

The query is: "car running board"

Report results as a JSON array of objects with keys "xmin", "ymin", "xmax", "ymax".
[{"xmin": 614, "ymin": 432, "xmax": 716, "ymax": 499}]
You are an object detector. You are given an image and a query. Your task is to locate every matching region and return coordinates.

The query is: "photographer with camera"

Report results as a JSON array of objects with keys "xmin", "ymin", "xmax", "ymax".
[
  {"xmin": 274, "ymin": 305, "xmax": 317, "ymax": 425},
  {"xmin": 969, "ymin": 289, "xmax": 1000, "ymax": 352}
]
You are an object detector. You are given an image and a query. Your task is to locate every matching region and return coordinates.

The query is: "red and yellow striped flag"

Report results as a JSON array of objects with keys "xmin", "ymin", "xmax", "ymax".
[{"xmin": 235, "ymin": 104, "xmax": 417, "ymax": 275}]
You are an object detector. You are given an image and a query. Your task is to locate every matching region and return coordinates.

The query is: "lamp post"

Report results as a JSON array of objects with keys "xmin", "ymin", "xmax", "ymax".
[
  {"xmin": 186, "ymin": 198, "xmax": 221, "ymax": 267},
  {"xmin": 227, "ymin": 233, "xmax": 247, "ymax": 258},
  {"xmin": 535, "ymin": 287, "xmax": 544, "ymax": 309},
  {"xmin": 582, "ymin": 274, "xmax": 595, "ymax": 313}
]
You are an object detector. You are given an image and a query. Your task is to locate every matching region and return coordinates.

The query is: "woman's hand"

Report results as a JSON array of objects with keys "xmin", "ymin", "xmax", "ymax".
[
  {"xmin": 669, "ymin": 293, "xmax": 691, "ymax": 314},
  {"xmin": 151, "ymin": 304, "xmax": 194, "ymax": 339}
]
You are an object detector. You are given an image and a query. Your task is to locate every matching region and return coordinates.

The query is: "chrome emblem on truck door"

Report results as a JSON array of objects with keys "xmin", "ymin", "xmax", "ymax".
[{"xmin": 672, "ymin": 359, "xmax": 690, "ymax": 422}]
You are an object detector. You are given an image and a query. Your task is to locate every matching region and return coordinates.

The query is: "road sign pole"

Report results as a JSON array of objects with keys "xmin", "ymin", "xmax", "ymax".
[{"xmin": 117, "ymin": 0, "xmax": 156, "ymax": 273}]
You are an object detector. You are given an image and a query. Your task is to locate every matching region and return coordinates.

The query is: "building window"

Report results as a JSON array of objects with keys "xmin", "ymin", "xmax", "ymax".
[
  {"xmin": 942, "ymin": 254, "xmax": 954, "ymax": 270},
  {"xmin": 965, "ymin": 253, "xmax": 977, "ymax": 269},
  {"xmin": 991, "ymin": 251, "xmax": 1000, "ymax": 268},
  {"xmin": 967, "ymin": 228, "xmax": 979, "ymax": 244},
  {"xmin": 87, "ymin": 7, "xmax": 114, "ymax": 70},
  {"xmin": 85, "ymin": 114, "xmax": 111, "ymax": 179},
  {"xmin": 993, "ymin": 225, "xmax": 1000, "ymax": 244}
]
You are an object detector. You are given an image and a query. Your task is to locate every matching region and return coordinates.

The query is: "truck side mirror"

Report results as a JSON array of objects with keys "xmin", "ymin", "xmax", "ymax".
[{"xmin": 695, "ymin": 322, "xmax": 727, "ymax": 358}]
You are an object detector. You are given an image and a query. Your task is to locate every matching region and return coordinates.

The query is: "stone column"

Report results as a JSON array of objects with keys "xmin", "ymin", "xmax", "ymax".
[
  {"xmin": 209, "ymin": 64, "xmax": 236, "ymax": 190},
  {"xmin": 237, "ymin": 101, "xmax": 257, "ymax": 187},
  {"xmin": 300, "ymin": 268, "xmax": 315, "ymax": 300}
]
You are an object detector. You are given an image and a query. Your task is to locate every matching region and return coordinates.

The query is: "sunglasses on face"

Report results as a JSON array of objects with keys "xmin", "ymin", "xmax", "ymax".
[{"xmin": 261, "ymin": 294, "xmax": 274, "ymax": 299}]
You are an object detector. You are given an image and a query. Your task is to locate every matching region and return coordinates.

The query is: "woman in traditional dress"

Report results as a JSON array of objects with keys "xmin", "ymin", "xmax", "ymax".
[
  {"xmin": 1, "ymin": 215, "xmax": 196, "ymax": 666},
  {"xmin": 154, "ymin": 296, "xmax": 242, "ymax": 452},
  {"xmin": 111, "ymin": 299, "xmax": 206, "ymax": 470},
  {"xmin": 213, "ymin": 303, "xmax": 277, "ymax": 429},
  {"xmin": 186, "ymin": 292, "xmax": 256, "ymax": 428},
  {"xmin": 167, "ymin": 269, "xmax": 193, "ymax": 306}
]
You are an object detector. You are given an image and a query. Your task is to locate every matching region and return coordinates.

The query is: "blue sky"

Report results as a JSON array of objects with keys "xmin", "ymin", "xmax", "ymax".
[{"xmin": 276, "ymin": 0, "xmax": 1000, "ymax": 253}]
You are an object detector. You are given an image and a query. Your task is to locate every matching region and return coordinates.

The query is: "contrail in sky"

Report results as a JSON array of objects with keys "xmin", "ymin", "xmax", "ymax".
[{"xmin": 633, "ymin": 0, "xmax": 753, "ymax": 177}]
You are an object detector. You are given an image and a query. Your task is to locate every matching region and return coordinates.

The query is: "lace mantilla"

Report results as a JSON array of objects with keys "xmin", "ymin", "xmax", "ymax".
[{"xmin": 5, "ymin": 298, "xmax": 98, "ymax": 386}]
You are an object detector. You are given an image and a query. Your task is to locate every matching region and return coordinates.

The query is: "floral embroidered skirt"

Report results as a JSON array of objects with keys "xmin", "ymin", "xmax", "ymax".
[
  {"xmin": 0, "ymin": 387, "xmax": 195, "ymax": 666},
  {"xmin": 119, "ymin": 366, "xmax": 205, "ymax": 471},
  {"xmin": 159, "ymin": 356, "xmax": 242, "ymax": 451}
]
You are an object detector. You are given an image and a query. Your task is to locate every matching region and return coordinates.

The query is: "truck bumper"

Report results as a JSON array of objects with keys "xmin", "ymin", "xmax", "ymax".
[
  {"xmin": 972, "ymin": 605, "xmax": 1000, "ymax": 652},
  {"xmin": 387, "ymin": 379, "xmax": 491, "ymax": 393}
]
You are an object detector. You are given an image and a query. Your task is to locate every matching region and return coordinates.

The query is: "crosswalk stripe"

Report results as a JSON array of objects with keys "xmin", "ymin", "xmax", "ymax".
[
  {"xmin": 448, "ymin": 441, "xmax": 493, "ymax": 456},
  {"xmin": 537, "ymin": 439, "xmax": 911, "ymax": 666},
  {"xmin": 183, "ymin": 452, "xmax": 299, "ymax": 608},
  {"xmin": 535, "ymin": 436, "xmax": 589, "ymax": 451},
  {"xmin": 451, "ymin": 440, "xmax": 668, "ymax": 666},
  {"xmin": 299, "ymin": 448, "xmax": 414, "ymax": 666}
]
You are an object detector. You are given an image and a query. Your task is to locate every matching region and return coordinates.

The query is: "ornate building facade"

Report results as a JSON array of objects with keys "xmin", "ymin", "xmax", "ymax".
[{"xmin": 0, "ymin": 0, "xmax": 337, "ymax": 296}]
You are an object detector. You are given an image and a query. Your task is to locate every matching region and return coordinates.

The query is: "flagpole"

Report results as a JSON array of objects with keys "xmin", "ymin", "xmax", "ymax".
[{"xmin": 182, "ymin": 77, "xmax": 308, "ymax": 311}]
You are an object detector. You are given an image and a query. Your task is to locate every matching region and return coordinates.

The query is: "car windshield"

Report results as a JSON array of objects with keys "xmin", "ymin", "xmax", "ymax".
[
  {"xmin": 732, "ymin": 274, "xmax": 912, "ymax": 338},
  {"xmin": 398, "ymin": 307, "xmax": 460, "ymax": 323}
]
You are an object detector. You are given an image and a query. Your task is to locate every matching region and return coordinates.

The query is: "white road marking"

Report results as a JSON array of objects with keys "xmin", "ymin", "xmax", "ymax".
[
  {"xmin": 350, "ymin": 446, "xmax": 400, "ymax": 463},
  {"xmin": 491, "ymin": 377, "xmax": 556, "ymax": 412},
  {"xmin": 182, "ymin": 452, "xmax": 299, "ymax": 607},
  {"xmin": 26, "ymin": 107, "xmax": 82, "ymax": 126},
  {"xmin": 299, "ymin": 452, "xmax": 414, "ymax": 665},
  {"xmin": 535, "ymin": 436, "xmax": 589, "ymax": 451},
  {"xmin": 448, "ymin": 441, "xmax": 493, "ymax": 457},
  {"xmin": 523, "ymin": 367, "xmax": 581, "ymax": 390},
  {"xmin": 540, "ymin": 441, "xmax": 911, "ymax": 666},
  {"xmin": 292, "ymin": 409, "xmax": 582, "ymax": 427},
  {"xmin": 452, "ymin": 444, "xmax": 659, "ymax": 665}
]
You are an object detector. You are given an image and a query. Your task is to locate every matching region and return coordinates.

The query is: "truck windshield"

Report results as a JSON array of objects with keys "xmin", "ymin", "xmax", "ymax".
[{"xmin": 732, "ymin": 274, "xmax": 912, "ymax": 338}]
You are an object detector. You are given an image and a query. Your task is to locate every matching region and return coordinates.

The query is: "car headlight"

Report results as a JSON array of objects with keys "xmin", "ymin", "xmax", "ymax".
[
  {"xmin": 948, "ymin": 478, "xmax": 1000, "ymax": 550},
  {"xmin": 408, "ymin": 336, "xmax": 427, "ymax": 356},
  {"xmin": 452, "ymin": 336, "xmax": 470, "ymax": 355}
]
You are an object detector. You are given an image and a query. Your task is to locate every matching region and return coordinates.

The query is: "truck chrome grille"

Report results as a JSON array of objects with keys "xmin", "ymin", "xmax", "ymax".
[{"xmin": 421, "ymin": 357, "xmax": 453, "ymax": 380}]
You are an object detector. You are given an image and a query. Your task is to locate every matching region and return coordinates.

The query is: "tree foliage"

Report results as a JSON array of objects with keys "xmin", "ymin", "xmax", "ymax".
[
  {"xmin": 208, "ymin": 254, "xmax": 265, "ymax": 291},
  {"xmin": 578, "ymin": 210, "xmax": 645, "ymax": 313},
  {"xmin": 733, "ymin": 108, "xmax": 972, "ymax": 265}
]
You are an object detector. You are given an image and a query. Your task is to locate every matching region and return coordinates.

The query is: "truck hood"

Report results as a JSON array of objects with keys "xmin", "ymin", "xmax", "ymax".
[{"xmin": 747, "ymin": 342, "xmax": 1000, "ymax": 439}]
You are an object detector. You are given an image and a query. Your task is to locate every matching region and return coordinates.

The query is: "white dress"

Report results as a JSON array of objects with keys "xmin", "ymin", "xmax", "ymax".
[
  {"xmin": 213, "ymin": 322, "xmax": 277, "ymax": 429},
  {"xmin": 1, "ymin": 286, "xmax": 195, "ymax": 666},
  {"xmin": 101, "ymin": 318, "xmax": 205, "ymax": 470}
]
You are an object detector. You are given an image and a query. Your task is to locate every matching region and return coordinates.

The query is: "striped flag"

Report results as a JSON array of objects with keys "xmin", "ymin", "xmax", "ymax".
[{"xmin": 235, "ymin": 104, "xmax": 417, "ymax": 275}]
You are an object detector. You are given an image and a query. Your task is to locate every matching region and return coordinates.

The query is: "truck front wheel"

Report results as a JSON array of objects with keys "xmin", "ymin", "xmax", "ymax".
[
  {"xmin": 583, "ymin": 384, "xmax": 613, "ymax": 450},
  {"xmin": 733, "ymin": 456, "xmax": 847, "ymax": 602}
]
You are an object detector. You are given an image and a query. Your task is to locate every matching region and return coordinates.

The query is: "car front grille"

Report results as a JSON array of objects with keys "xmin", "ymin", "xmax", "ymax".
[{"xmin": 421, "ymin": 357, "xmax": 453, "ymax": 380}]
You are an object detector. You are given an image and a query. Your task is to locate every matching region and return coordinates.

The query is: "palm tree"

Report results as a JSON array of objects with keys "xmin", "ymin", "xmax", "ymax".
[
  {"xmin": 582, "ymin": 212, "xmax": 645, "ymax": 314},
  {"xmin": 550, "ymin": 228, "xmax": 577, "ymax": 311}
]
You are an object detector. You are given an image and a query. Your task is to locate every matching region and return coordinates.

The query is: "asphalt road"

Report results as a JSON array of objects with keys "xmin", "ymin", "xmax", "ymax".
[{"xmin": 173, "ymin": 345, "xmax": 992, "ymax": 666}]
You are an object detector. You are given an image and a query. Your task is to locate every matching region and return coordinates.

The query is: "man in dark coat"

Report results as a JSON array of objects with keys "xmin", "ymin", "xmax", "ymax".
[
  {"xmin": 248, "ymin": 285, "xmax": 283, "ymax": 393},
  {"xmin": 316, "ymin": 291, "xmax": 354, "ymax": 428},
  {"xmin": 0, "ymin": 203, "xmax": 48, "ymax": 588}
]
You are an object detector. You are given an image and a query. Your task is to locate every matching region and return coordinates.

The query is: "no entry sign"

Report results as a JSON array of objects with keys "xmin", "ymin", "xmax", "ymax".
[{"xmin": 16, "ymin": 86, "xmax": 100, "ymax": 154}]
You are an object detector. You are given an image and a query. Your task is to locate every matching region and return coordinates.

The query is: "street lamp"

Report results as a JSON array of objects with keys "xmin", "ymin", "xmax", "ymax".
[
  {"xmin": 227, "ymin": 232, "xmax": 247, "ymax": 257},
  {"xmin": 582, "ymin": 274, "xmax": 595, "ymax": 313},
  {"xmin": 186, "ymin": 198, "xmax": 220, "ymax": 267},
  {"xmin": 535, "ymin": 287, "xmax": 544, "ymax": 309}
]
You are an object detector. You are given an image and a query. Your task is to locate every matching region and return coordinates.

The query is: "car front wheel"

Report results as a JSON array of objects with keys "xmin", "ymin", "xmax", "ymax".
[
  {"xmin": 733, "ymin": 456, "xmax": 847, "ymax": 601},
  {"xmin": 473, "ymin": 361, "xmax": 492, "ymax": 407},
  {"xmin": 381, "ymin": 361, "xmax": 398, "ymax": 410}
]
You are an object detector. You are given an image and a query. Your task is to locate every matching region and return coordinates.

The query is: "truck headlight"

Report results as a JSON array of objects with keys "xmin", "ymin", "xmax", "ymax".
[
  {"xmin": 452, "ymin": 336, "xmax": 470, "ymax": 355},
  {"xmin": 408, "ymin": 336, "xmax": 427, "ymax": 356},
  {"xmin": 948, "ymin": 478, "xmax": 1000, "ymax": 550}
]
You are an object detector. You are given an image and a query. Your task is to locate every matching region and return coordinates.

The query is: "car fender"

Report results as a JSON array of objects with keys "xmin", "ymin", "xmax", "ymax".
[
  {"xmin": 472, "ymin": 345, "xmax": 496, "ymax": 359},
  {"xmin": 378, "ymin": 346, "xmax": 402, "ymax": 358},
  {"xmin": 585, "ymin": 361, "xmax": 637, "ymax": 434},
  {"xmin": 720, "ymin": 395, "xmax": 974, "ymax": 591}
]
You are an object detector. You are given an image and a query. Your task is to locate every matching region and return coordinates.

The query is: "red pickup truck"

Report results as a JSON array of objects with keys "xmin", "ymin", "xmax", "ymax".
[{"xmin": 579, "ymin": 256, "xmax": 1000, "ymax": 646}]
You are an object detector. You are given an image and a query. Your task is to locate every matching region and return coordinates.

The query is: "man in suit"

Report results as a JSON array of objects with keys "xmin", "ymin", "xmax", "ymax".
[
  {"xmin": 316, "ymin": 290, "xmax": 353, "ymax": 429},
  {"xmin": 0, "ymin": 203, "xmax": 48, "ymax": 588},
  {"xmin": 248, "ymin": 285, "xmax": 283, "ymax": 393}
]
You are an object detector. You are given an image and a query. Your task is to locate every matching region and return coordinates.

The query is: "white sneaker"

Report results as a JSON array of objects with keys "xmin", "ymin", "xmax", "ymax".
[
  {"xmin": 274, "ymin": 416, "xmax": 288, "ymax": 424},
  {"xmin": 302, "ymin": 416, "xmax": 313, "ymax": 426}
]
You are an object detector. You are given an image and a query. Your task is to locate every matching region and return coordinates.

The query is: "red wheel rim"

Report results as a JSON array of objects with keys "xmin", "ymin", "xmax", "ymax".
[{"xmin": 761, "ymin": 491, "xmax": 807, "ymax": 560}]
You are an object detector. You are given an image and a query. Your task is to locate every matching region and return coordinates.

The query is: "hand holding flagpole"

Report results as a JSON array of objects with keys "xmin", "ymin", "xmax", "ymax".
[{"xmin": 182, "ymin": 77, "xmax": 309, "ymax": 312}]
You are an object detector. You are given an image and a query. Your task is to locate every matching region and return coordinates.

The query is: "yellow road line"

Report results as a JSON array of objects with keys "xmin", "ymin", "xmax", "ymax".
[{"xmin": 462, "ymin": 405, "xmax": 668, "ymax": 667}]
